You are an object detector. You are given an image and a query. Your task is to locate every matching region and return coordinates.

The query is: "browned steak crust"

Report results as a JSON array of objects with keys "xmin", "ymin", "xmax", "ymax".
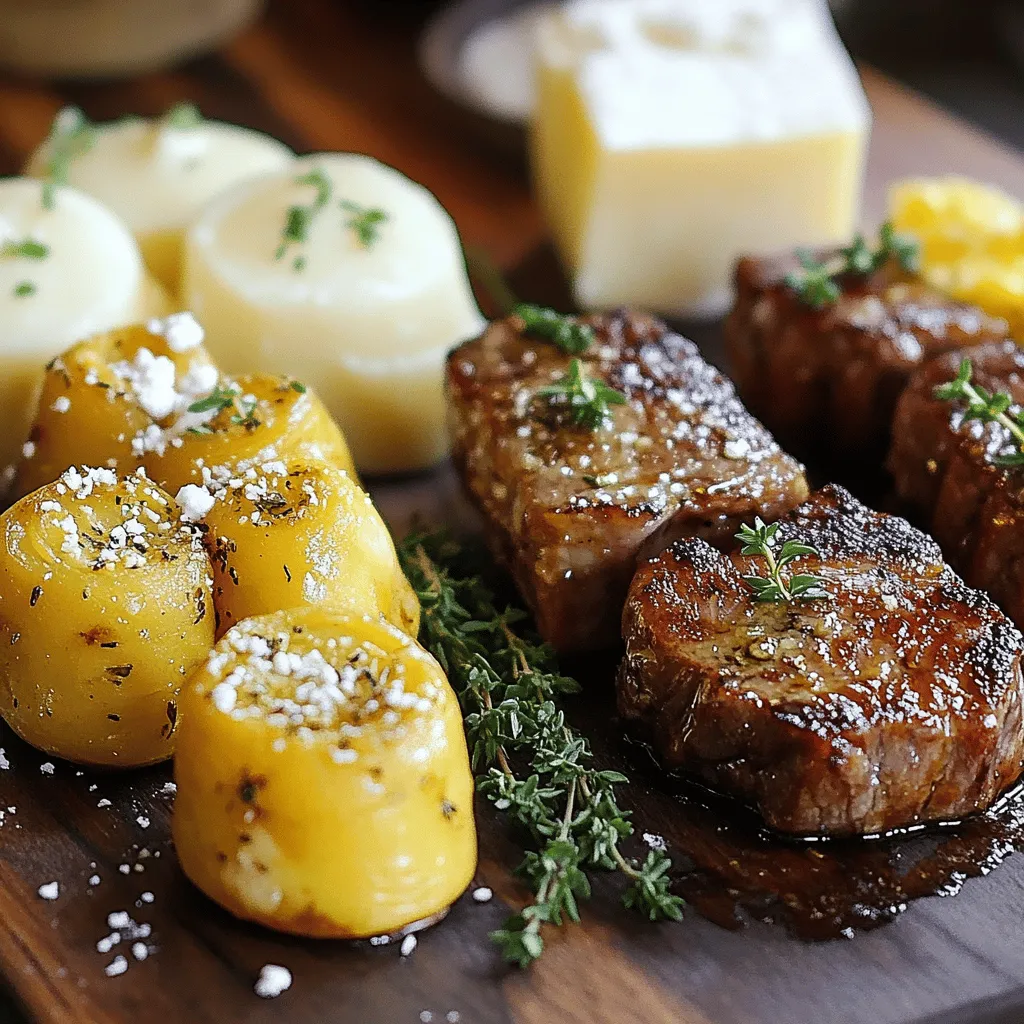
[
  {"xmin": 619, "ymin": 484, "xmax": 1024, "ymax": 836},
  {"xmin": 889, "ymin": 340, "xmax": 1024, "ymax": 628},
  {"xmin": 724, "ymin": 252, "xmax": 1010, "ymax": 461},
  {"xmin": 446, "ymin": 310, "xmax": 810, "ymax": 653}
]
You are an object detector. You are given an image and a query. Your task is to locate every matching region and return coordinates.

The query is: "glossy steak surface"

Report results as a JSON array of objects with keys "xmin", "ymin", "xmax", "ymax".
[
  {"xmin": 447, "ymin": 310, "xmax": 809, "ymax": 652},
  {"xmin": 619, "ymin": 484, "xmax": 1024, "ymax": 835},
  {"xmin": 725, "ymin": 252, "xmax": 1010, "ymax": 461}
]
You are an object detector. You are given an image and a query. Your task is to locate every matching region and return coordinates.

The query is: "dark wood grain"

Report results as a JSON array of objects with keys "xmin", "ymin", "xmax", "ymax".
[{"xmin": 3, "ymin": 3, "xmax": 1024, "ymax": 1023}]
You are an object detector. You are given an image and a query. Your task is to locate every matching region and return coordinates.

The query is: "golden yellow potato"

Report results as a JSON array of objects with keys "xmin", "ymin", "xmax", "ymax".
[
  {"xmin": 14, "ymin": 315, "xmax": 218, "ymax": 500},
  {"xmin": 0, "ymin": 467, "xmax": 215, "ymax": 766},
  {"xmin": 144, "ymin": 373, "xmax": 356, "ymax": 493},
  {"xmin": 172, "ymin": 608, "xmax": 477, "ymax": 938},
  {"xmin": 189, "ymin": 457, "xmax": 418, "ymax": 638}
]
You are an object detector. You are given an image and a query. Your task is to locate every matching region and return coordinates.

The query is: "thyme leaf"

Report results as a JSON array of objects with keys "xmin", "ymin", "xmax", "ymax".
[
  {"xmin": 275, "ymin": 167, "xmax": 333, "ymax": 269},
  {"xmin": 736, "ymin": 518, "xmax": 828, "ymax": 603},
  {"xmin": 514, "ymin": 303, "xmax": 594, "ymax": 355},
  {"xmin": 785, "ymin": 220, "xmax": 920, "ymax": 308},
  {"xmin": 339, "ymin": 199, "xmax": 388, "ymax": 248},
  {"xmin": 187, "ymin": 383, "xmax": 240, "ymax": 416},
  {"xmin": 40, "ymin": 107, "xmax": 96, "ymax": 210},
  {"xmin": 0, "ymin": 239, "xmax": 49, "ymax": 260},
  {"xmin": 934, "ymin": 358, "xmax": 1024, "ymax": 466},
  {"xmin": 163, "ymin": 101, "xmax": 203, "ymax": 131},
  {"xmin": 398, "ymin": 532, "xmax": 684, "ymax": 968},
  {"xmin": 536, "ymin": 358, "xmax": 627, "ymax": 430}
]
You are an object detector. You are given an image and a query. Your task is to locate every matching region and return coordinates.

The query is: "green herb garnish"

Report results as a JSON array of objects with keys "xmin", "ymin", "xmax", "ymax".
[
  {"xmin": 785, "ymin": 220, "xmax": 920, "ymax": 309},
  {"xmin": 339, "ymin": 199, "xmax": 388, "ymax": 248},
  {"xmin": 537, "ymin": 358, "xmax": 627, "ymax": 430},
  {"xmin": 289, "ymin": 380, "xmax": 307, "ymax": 394},
  {"xmin": 736, "ymin": 518, "xmax": 827, "ymax": 603},
  {"xmin": 163, "ymin": 101, "xmax": 202, "ymax": 130},
  {"xmin": 275, "ymin": 167, "xmax": 333, "ymax": 270},
  {"xmin": 934, "ymin": 358, "xmax": 1024, "ymax": 466},
  {"xmin": 12, "ymin": 281, "xmax": 36, "ymax": 298},
  {"xmin": 1, "ymin": 239, "xmax": 49, "ymax": 260},
  {"xmin": 187, "ymin": 383, "xmax": 240, "ymax": 416},
  {"xmin": 398, "ymin": 533, "xmax": 683, "ymax": 968},
  {"xmin": 515, "ymin": 303, "xmax": 594, "ymax": 355},
  {"xmin": 40, "ymin": 107, "xmax": 96, "ymax": 210},
  {"xmin": 230, "ymin": 395, "xmax": 260, "ymax": 429}
]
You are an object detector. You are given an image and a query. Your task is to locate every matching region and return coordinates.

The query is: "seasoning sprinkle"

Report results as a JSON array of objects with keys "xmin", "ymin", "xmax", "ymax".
[{"xmin": 339, "ymin": 199, "xmax": 388, "ymax": 248}]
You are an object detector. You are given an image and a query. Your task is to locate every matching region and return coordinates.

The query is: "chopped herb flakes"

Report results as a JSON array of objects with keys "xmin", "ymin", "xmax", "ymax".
[
  {"xmin": 40, "ymin": 107, "xmax": 96, "ymax": 210},
  {"xmin": 275, "ymin": 167, "xmax": 333, "ymax": 270},
  {"xmin": 339, "ymin": 199, "xmax": 388, "ymax": 248}
]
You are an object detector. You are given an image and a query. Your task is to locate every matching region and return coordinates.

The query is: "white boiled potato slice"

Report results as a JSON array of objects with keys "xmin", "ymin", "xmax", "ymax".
[
  {"xmin": 0, "ymin": 177, "xmax": 170, "ymax": 476},
  {"xmin": 26, "ymin": 112, "xmax": 294, "ymax": 294},
  {"xmin": 184, "ymin": 153, "xmax": 483, "ymax": 474}
]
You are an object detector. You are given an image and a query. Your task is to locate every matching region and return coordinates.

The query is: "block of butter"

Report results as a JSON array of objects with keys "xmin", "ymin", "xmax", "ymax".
[{"xmin": 532, "ymin": 0, "xmax": 871, "ymax": 316}]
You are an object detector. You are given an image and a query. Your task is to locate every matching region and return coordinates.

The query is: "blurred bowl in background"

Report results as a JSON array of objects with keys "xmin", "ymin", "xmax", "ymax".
[{"xmin": 0, "ymin": 0, "xmax": 264, "ymax": 78}]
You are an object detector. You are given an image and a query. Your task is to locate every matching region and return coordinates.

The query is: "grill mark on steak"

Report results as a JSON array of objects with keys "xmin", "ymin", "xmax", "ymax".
[
  {"xmin": 618, "ymin": 484, "xmax": 1024, "ymax": 836},
  {"xmin": 724, "ymin": 251, "xmax": 1010, "ymax": 462},
  {"xmin": 447, "ymin": 309, "xmax": 809, "ymax": 653},
  {"xmin": 889, "ymin": 340, "xmax": 1024, "ymax": 630}
]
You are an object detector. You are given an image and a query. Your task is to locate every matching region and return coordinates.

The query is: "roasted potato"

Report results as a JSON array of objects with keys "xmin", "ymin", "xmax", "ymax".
[
  {"xmin": 144, "ymin": 373, "xmax": 356, "ymax": 493},
  {"xmin": 189, "ymin": 457, "xmax": 419, "ymax": 636},
  {"xmin": 173, "ymin": 608, "xmax": 477, "ymax": 938},
  {"xmin": 0, "ymin": 467, "xmax": 214, "ymax": 766},
  {"xmin": 14, "ymin": 314, "xmax": 218, "ymax": 500}
]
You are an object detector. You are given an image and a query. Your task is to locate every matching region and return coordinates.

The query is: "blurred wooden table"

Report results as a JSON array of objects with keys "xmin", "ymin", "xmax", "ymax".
[{"xmin": 3, "ymin": 4, "xmax": 1024, "ymax": 1024}]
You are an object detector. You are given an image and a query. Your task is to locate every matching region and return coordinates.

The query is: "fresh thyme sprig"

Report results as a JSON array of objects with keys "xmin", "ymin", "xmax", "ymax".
[
  {"xmin": 339, "ymin": 199, "xmax": 388, "ymax": 248},
  {"xmin": 398, "ymin": 532, "xmax": 683, "ymax": 968},
  {"xmin": 785, "ymin": 220, "xmax": 920, "ymax": 309},
  {"xmin": 514, "ymin": 303, "xmax": 594, "ymax": 355},
  {"xmin": 934, "ymin": 358, "xmax": 1024, "ymax": 466},
  {"xmin": 537, "ymin": 358, "xmax": 627, "ymax": 430},
  {"xmin": 275, "ymin": 167, "xmax": 333, "ymax": 270},
  {"xmin": 736, "ymin": 518, "xmax": 827, "ymax": 603},
  {"xmin": 40, "ymin": 107, "xmax": 96, "ymax": 210}
]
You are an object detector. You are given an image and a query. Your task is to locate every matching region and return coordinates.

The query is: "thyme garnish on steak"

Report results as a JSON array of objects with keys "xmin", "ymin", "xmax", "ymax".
[
  {"xmin": 785, "ymin": 221, "xmax": 920, "ymax": 309},
  {"xmin": 398, "ymin": 532, "xmax": 683, "ymax": 968},
  {"xmin": 514, "ymin": 303, "xmax": 594, "ymax": 354},
  {"xmin": 536, "ymin": 357, "xmax": 627, "ymax": 430},
  {"xmin": 934, "ymin": 357, "xmax": 1024, "ymax": 466},
  {"xmin": 736, "ymin": 518, "xmax": 828, "ymax": 603}
]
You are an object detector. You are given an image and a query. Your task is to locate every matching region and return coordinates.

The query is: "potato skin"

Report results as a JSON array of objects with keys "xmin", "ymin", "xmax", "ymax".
[
  {"xmin": 145, "ymin": 374, "xmax": 356, "ymax": 493},
  {"xmin": 200, "ymin": 459, "xmax": 419, "ymax": 637},
  {"xmin": 0, "ymin": 467, "xmax": 214, "ymax": 766},
  {"xmin": 172, "ymin": 609, "xmax": 477, "ymax": 938},
  {"xmin": 13, "ymin": 322, "xmax": 217, "ymax": 500}
]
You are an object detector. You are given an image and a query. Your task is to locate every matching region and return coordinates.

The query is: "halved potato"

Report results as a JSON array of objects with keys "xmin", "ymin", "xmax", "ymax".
[
  {"xmin": 13, "ymin": 315, "xmax": 218, "ymax": 500},
  {"xmin": 0, "ymin": 467, "xmax": 214, "ymax": 766},
  {"xmin": 172, "ymin": 608, "xmax": 477, "ymax": 938},
  {"xmin": 144, "ymin": 373, "xmax": 356, "ymax": 493},
  {"xmin": 193, "ymin": 457, "xmax": 418, "ymax": 637}
]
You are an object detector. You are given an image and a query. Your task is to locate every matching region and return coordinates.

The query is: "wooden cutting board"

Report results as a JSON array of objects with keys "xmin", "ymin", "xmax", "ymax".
[{"xmin": 4, "ymin": 3, "xmax": 1024, "ymax": 1023}]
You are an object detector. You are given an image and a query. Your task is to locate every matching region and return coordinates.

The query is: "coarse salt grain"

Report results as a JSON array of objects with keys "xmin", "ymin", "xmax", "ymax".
[
  {"xmin": 400, "ymin": 934, "xmax": 417, "ymax": 957},
  {"xmin": 140, "ymin": 891, "xmax": 154, "ymax": 903},
  {"xmin": 472, "ymin": 886, "xmax": 493, "ymax": 903},
  {"xmin": 97, "ymin": 799, "xmax": 112, "ymax": 808},
  {"xmin": 136, "ymin": 815, "xmax": 150, "ymax": 829},
  {"xmin": 89, "ymin": 875, "xmax": 101, "ymax": 886},
  {"xmin": 104, "ymin": 955, "xmax": 129, "ymax": 978},
  {"xmin": 37, "ymin": 881, "xmax": 59, "ymax": 900},
  {"xmin": 176, "ymin": 484, "xmax": 215, "ymax": 523},
  {"xmin": 254, "ymin": 964, "xmax": 292, "ymax": 999},
  {"xmin": 147, "ymin": 311, "xmax": 205, "ymax": 352},
  {"xmin": 51, "ymin": 395, "xmax": 71, "ymax": 413},
  {"xmin": 39, "ymin": 762, "xmax": 54, "ymax": 775},
  {"xmin": 22, "ymin": 441, "xmax": 35, "ymax": 459},
  {"xmin": 132, "ymin": 942, "xmax": 148, "ymax": 961},
  {"xmin": 0, "ymin": 749, "xmax": 8, "ymax": 770}
]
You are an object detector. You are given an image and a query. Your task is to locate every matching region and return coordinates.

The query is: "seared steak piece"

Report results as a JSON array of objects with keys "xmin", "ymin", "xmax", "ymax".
[
  {"xmin": 447, "ymin": 310, "xmax": 809, "ymax": 653},
  {"xmin": 619, "ymin": 484, "xmax": 1024, "ymax": 836},
  {"xmin": 889, "ymin": 340, "xmax": 1024, "ymax": 627},
  {"xmin": 724, "ymin": 252, "xmax": 1010, "ymax": 461}
]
